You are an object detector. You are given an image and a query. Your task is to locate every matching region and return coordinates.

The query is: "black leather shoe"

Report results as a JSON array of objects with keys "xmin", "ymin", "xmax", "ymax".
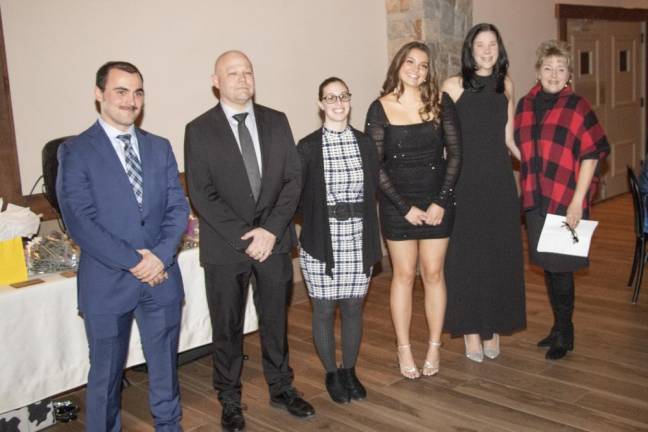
[
  {"xmin": 339, "ymin": 367, "xmax": 367, "ymax": 400},
  {"xmin": 270, "ymin": 389, "xmax": 315, "ymax": 418},
  {"xmin": 221, "ymin": 402, "xmax": 245, "ymax": 432},
  {"xmin": 326, "ymin": 370, "xmax": 350, "ymax": 404},
  {"xmin": 545, "ymin": 332, "xmax": 573, "ymax": 360},
  {"xmin": 537, "ymin": 329, "xmax": 558, "ymax": 348}
]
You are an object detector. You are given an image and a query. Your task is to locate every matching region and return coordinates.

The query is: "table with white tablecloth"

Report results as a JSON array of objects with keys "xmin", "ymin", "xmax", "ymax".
[{"xmin": 0, "ymin": 247, "xmax": 258, "ymax": 414}]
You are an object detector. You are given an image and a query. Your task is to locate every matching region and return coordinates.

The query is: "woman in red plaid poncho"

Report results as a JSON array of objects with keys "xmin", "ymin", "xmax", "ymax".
[{"xmin": 514, "ymin": 40, "xmax": 610, "ymax": 360}]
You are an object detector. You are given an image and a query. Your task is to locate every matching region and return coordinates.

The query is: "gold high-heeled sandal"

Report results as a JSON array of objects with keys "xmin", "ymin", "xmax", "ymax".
[
  {"xmin": 422, "ymin": 341, "xmax": 441, "ymax": 376},
  {"xmin": 397, "ymin": 344, "xmax": 420, "ymax": 379}
]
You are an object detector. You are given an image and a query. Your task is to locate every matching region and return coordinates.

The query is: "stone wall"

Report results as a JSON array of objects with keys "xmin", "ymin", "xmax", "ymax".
[{"xmin": 386, "ymin": 0, "xmax": 472, "ymax": 82}]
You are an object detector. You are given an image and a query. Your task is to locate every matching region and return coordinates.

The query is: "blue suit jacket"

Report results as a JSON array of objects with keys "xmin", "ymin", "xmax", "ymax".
[{"xmin": 56, "ymin": 121, "xmax": 189, "ymax": 314}]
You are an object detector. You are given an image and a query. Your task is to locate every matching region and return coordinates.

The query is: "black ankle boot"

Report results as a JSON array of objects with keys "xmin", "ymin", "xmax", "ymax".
[
  {"xmin": 325, "ymin": 370, "xmax": 350, "ymax": 404},
  {"xmin": 545, "ymin": 328, "xmax": 574, "ymax": 360},
  {"xmin": 339, "ymin": 367, "xmax": 367, "ymax": 400},
  {"xmin": 537, "ymin": 328, "xmax": 558, "ymax": 348}
]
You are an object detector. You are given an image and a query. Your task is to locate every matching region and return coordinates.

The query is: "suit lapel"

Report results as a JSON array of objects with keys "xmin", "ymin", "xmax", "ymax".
[
  {"xmin": 254, "ymin": 105, "xmax": 270, "ymax": 178},
  {"xmin": 88, "ymin": 121, "xmax": 142, "ymax": 212},
  {"xmin": 211, "ymin": 105, "xmax": 257, "ymax": 208},
  {"xmin": 254, "ymin": 104, "xmax": 271, "ymax": 201}
]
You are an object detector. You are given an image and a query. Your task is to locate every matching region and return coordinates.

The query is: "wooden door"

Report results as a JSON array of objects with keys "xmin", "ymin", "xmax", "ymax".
[{"xmin": 567, "ymin": 19, "xmax": 644, "ymax": 199}]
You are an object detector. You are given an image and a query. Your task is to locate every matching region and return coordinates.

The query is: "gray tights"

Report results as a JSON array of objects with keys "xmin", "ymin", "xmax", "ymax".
[{"xmin": 311, "ymin": 297, "xmax": 365, "ymax": 372}]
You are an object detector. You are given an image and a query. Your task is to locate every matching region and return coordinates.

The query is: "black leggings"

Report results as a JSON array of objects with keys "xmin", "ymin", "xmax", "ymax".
[{"xmin": 311, "ymin": 297, "xmax": 365, "ymax": 372}]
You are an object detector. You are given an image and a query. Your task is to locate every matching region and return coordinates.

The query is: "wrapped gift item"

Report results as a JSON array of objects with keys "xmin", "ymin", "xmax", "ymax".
[{"xmin": 0, "ymin": 199, "xmax": 40, "ymax": 285}]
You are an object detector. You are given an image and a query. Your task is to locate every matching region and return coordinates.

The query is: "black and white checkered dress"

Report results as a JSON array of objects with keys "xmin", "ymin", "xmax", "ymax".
[{"xmin": 300, "ymin": 126, "xmax": 370, "ymax": 300}]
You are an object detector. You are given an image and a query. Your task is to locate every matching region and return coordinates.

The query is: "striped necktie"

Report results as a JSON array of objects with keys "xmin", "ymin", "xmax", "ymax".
[{"xmin": 117, "ymin": 134, "xmax": 143, "ymax": 208}]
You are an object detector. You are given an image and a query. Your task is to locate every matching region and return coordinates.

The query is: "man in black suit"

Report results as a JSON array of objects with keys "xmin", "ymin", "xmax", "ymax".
[{"xmin": 184, "ymin": 50, "xmax": 314, "ymax": 432}]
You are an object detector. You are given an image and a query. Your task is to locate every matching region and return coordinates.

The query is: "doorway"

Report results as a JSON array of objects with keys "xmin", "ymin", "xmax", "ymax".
[{"xmin": 559, "ymin": 4, "xmax": 648, "ymax": 199}]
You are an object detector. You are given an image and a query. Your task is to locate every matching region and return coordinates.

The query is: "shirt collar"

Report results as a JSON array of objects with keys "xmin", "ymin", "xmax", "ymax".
[
  {"xmin": 220, "ymin": 100, "xmax": 254, "ymax": 122},
  {"xmin": 97, "ymin": 117, "xmax": 136, "ymax": 142}
]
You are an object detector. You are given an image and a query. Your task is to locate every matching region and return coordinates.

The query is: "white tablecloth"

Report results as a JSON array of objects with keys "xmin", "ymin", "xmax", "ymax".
[{"xmin": 0, "ymin": 247, "xmax": 258, "ymax": 413}]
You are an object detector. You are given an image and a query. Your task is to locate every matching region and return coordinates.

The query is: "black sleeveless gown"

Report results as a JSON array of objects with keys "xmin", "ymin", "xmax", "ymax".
[{"xmin": 444, "ymin": 74, "xmax": 526, "ymax": 339}]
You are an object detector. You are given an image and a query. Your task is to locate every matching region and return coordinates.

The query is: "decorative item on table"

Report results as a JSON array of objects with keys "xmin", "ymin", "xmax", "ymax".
[
  {"xmin": 52, "ymin": 400, "xmax": 79, "ymax": 423},
  {"xmin": 0, "ymin": 198, "xmax": 40, "ymax": 285},
  {"xmin": 26, "ymin": 232, "xmax": 79, "ymax": 276},
  {"xmin": 181, "ymin": 213, "xmax": 199, "ymax": 250}
]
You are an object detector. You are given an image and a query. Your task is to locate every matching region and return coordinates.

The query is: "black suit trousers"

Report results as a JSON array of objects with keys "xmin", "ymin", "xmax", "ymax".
[{"xmin": 203, "ymin": 253, "xmax": 295, "ymax": 403}]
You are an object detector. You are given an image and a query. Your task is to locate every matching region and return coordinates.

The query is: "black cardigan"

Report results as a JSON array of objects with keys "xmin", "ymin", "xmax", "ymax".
[{"xmin": 296, "ymin": 127, "xmax": 382, "ymax": 277}]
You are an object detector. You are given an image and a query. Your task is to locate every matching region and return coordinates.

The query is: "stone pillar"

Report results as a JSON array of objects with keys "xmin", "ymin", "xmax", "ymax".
[{"xmin": 386, "ymin": 0, "xmax": 472, "ymax": 82}]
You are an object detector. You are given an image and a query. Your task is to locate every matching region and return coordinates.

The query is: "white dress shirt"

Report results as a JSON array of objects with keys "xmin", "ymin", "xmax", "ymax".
[
  {"xmin": 219, "ymin": 101, "xmax": 262, "ymax": 175},
  {"xmin": 97, "ymin": 118, "xmax": 141, "ymax": 172}
]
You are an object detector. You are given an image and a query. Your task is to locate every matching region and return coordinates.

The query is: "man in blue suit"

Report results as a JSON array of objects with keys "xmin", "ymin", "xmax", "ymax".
[{"xmin": 56, "ymin": 61, "xmax": 189, "ymax": 431}]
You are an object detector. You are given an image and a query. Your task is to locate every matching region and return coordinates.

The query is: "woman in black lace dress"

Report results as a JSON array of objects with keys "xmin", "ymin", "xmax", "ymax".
[{"xmin": 365, "ymin": 41, "xmax": 461, "ymax": 379}]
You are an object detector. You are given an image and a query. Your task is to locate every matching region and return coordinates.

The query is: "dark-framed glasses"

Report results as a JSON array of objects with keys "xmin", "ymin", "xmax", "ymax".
[
  {"xmin": 322, "ymin": 92, "xmax": 352, "ymax": 104},
  {"xmin": 561, "ymin": 222, "xmax": 579, "ymax": 244}
]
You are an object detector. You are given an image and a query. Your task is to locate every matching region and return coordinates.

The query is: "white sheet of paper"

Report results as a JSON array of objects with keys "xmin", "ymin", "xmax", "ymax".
[{"xmin": 536, "ymin": 213, "xmax": 599, "ymax": 257}]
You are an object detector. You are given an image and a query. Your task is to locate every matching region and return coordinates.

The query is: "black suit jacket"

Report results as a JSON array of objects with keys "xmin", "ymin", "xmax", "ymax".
[
  {"xmin": 184, "ymin": 103, "xmax": 301, "ymax": 265},
  {"xmin": 297, "ymin": 127, "xmax": 382, "ymax": 276}
]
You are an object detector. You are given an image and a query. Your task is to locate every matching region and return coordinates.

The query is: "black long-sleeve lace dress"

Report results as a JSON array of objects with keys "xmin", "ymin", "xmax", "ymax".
[{"xmin": 364, "ymin": 93, "xmax": 462, "ymax": 240}]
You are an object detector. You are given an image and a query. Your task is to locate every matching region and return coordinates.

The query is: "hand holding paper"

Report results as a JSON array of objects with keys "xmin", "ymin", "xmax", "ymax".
[{"xmin": 537, "ymin": 213, "xmax": 599, "ymax": 257}]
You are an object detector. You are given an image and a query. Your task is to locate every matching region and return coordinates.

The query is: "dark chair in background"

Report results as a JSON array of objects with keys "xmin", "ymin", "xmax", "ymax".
[
  {"xmin": 626, "ymin": 166, "xmax": 645, "ymax": 304},
  {"xmin": 42, "ymin": 136, "xmax": 73, "ymax": 220}
]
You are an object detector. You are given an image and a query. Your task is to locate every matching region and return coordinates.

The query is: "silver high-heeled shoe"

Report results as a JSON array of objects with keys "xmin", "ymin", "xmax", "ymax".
[
  {"xmin": 464, "ymin": 335, "xmax": 484, "ymax": 363},
  {"xmin": 483, "ymin": 333, "xmax": 500, "ymax": 359}
]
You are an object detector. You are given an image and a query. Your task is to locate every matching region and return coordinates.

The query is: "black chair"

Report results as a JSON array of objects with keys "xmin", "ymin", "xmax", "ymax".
[
  {"xmin": 42, "ymin": 137, "xmax": 74, "ymax": 215},
  {"xmin": 626, "ymin": 166, "xmax": 645, "ymax": 303}
]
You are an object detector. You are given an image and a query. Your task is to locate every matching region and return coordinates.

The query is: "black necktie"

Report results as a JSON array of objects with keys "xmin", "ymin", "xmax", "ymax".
[{"xmin": 233, "ymin": 113, "xmax": 261, "ymax": 201}]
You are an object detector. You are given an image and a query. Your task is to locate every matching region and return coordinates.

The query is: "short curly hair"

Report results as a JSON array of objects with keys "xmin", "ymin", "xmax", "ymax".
[{"xmin": 535, "ymin": 40, "xmax": 572, "ymax": 73}]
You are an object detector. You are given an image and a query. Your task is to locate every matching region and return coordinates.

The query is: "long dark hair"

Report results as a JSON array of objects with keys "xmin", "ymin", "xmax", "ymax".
[
  {"xmin": 381, "ymin": 41, "xmax": 440, "ymax": 122},
  {"xmin": 461, "ymin": 23, "xmax": 508, "ymax": 93}
]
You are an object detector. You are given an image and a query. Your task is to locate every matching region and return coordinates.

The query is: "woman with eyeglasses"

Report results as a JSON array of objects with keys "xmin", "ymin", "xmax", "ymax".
[
  {"xmin": 515, "ymin": 40, "xmax": 609, "ymax": 360},
  {"xmin": 365, "ymin": 41, "xmax": 462, "ymax": 379},
  {"xmin": 297, "ymin": 77, "xmax": 382, "ymax": 403}
]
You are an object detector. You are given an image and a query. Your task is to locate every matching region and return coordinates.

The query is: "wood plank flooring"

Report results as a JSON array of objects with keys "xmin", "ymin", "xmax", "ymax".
[{"xmin": 50, "ymin": 193, "xmax": 648, "ymax": 431}]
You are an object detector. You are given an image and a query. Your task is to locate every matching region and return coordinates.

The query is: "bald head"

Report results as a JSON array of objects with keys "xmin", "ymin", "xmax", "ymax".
[
  {"xmin": 214, "ymin": 50, "xmax": 252, "ymax": 75},
  {"xmin": 212, "ymin": 50, "xmax": 255, "ymax": 110}
]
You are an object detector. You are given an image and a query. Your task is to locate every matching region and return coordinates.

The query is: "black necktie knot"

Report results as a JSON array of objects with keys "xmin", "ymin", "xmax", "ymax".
[{"xmin": 233, "ymin": 113, "xmax": 248, "ymax": 124}]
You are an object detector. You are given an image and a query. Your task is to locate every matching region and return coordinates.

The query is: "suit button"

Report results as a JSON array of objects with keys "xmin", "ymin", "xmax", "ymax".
[{"xmin": 140, "ymin": 220, "xmax": 145, "ymax": 226}]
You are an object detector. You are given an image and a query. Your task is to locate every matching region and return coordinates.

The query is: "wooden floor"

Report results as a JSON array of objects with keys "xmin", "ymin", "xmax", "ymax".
[{"xmin": 52, "ymin": 194, "xmax": 648, "ymax": 431}]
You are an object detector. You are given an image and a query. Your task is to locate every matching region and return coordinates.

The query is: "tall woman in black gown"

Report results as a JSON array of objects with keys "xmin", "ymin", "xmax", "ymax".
[
  {"xmin": 442, "ymin": 23, "xmax": 526, "ymax": 362},
  {"xmin": 365, "ymin": 42, "xmax": 461, "ymax": 379}
]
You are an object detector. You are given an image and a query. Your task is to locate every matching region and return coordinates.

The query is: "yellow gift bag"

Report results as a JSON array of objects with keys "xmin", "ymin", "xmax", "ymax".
[{"xmin": 0, "ymin": 237, "xmax": 28, "ymax": 285}]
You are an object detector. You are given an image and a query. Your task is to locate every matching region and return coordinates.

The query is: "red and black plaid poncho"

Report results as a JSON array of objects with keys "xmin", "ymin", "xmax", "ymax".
[{"xmin": 514, "ymin": 84, "xmax": 610, "ymax": 216}]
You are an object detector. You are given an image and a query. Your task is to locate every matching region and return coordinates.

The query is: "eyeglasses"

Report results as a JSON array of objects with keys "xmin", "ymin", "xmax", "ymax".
[
  {"xmin": 322, "ymin": 92, "xmax": 352, "ymax": 104},
  {"xmin": 561, "ymin": 222, "xmax": 579, "ymax": 244}
]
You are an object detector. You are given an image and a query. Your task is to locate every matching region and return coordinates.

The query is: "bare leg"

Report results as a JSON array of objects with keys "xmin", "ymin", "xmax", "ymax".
[
  {"xmin": 418, "ymin": 238, "xmax": 449, "ymax": 374},
  {"xmin": 386, "ymin": 239, "xmax": 420, "ymax": 379}
]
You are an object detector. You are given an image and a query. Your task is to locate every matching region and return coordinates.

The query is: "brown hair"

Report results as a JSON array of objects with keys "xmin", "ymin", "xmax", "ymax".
[
  {"xmin": 381, "ymin": 41, "xmax": 439, "ymax": 122},
  {"xmin": 535, "ymin": 40, "xmax": 573, "ymax": 74},
  {"xmin": 318, "ymin": 76, "xmax": 349, "ymax": 100},
  {"xmin": 96, "ymin": 61, "xmax": 143, "ymax": 91}
]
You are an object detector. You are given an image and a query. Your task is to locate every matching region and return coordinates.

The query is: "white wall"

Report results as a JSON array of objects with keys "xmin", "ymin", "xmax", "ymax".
[
  {"xmin": 1, "ymin": 0, "xmax": 388, "ymax": 192},
  {"xmin": 473, "ymin": 0, "xmax": 648, "ymax": 98}
]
